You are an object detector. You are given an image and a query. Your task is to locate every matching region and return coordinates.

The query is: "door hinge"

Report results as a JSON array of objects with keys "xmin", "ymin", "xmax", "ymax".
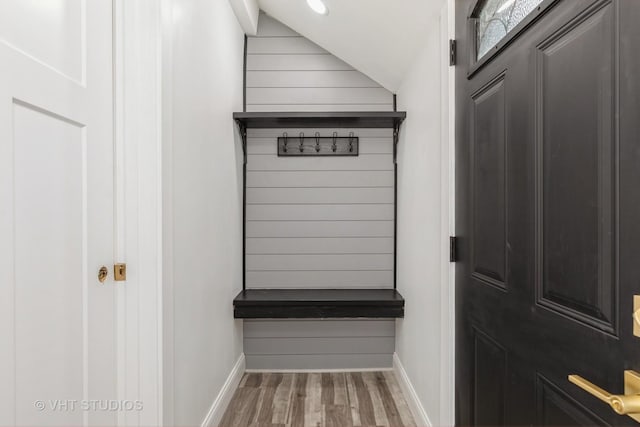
[
  {"xmin": 114, "ymin": 263, "xmax": 127, "ymax": 282},
  {"xmin": 449, "ymin": 236, "xmax": 458, "ymax": 262},
  {"xmin": 449, "ymin": 39, "xmax": 457, "ymax": 66}
]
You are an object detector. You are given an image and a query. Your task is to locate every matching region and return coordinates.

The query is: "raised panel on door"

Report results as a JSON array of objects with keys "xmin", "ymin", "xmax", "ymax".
[
  {"xmin": 471, "ymin": 74, "xmax": 507, "ymax": 290},
  {"xmin": 0, "ymin": 0, "xmax": 84, "ymax": 83},
  {"xmin": 13, "ymin": 102, "xmax": 87, "ymax": 426},
  {"xmin": 536, "ymin": 375, "xmax": 609, "ymax": 426},
  {"xmin": 535, "ymin": 2, "xmax": 616, "ymax": 333},
  {"xmin": 473, "ymin": 329, "xmax": 507, "ymax": 426}
]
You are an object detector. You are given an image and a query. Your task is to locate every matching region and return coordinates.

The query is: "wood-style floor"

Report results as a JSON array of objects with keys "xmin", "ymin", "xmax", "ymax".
[{"xmin": 220, "ymin": 371, "xmax": 416, "ymax": 427}]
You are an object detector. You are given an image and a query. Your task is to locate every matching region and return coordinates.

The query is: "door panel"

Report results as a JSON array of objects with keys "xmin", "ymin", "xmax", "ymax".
[
  {"xmin": 536, "ymin": 3, "xmax": 616, "ymax": 332},
  {"xmin": 473, "ymin": 328, "xmax": 507, "ymax": 426},
  {"xmin": 0, "ymin": 0, "xmax": 115, "ymax": 425},
  {"xmin": 536, "ymin": 376, "xmax": 609, "ymax": 427},
  {"xmin": 0, "ymin": 0, "xmax": 84, "ymax": 83},
  {"xmin": 456, "ymin": 0, "xmax": 640, "ymax": 425},
  {"xmin": 471, "ymin": 74, "xmax": 507, "ymax": 289},
  {"xmin": 13, "ymin": 102, "xmax": 86, "ymax": 426}
]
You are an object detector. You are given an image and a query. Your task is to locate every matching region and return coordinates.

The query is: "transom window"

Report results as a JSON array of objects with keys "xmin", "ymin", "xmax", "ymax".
[{"xmin": 476, "ymin": 0, "xmax": 544, "ymax": 59}]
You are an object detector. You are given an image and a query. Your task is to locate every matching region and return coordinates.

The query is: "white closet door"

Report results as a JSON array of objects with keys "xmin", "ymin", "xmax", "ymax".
[{"xmin": 0, "ymin": 0, "xmax": 117, "ymax": 425}]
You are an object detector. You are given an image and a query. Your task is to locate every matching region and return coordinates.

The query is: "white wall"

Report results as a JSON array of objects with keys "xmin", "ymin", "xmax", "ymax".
[
  {"xmin": 395, "ymin": 1, "xmax": 454, "ymax": 425},
  {"xmin": 162, "ymin": 0, "xmax": 245, "ymax": 425}
]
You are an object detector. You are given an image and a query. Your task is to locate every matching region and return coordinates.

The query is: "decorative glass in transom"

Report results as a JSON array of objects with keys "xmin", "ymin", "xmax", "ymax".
[{"xmin": 476, "ymin": 0, "xmax": 544, "ymax": 59}]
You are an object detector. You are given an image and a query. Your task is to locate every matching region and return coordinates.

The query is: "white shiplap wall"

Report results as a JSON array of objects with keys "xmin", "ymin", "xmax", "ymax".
[
  {"xmin": 244, "ymin": 320, "xmax": 395, "ymax": 370},
  {"xmin": 246, "ymin": 13, "xmax": 394, "ymax": 112},
  {"xmin": 246, "ymin": 128, "xmax": 394, "ymax": 289},
  {"xmin": 243, "ymin": 13, "xmax": 396, "ymax": 370}
]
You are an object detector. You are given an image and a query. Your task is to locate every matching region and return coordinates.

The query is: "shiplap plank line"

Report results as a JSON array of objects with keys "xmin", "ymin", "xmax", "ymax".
[
  {"xmin": 245, "ymin": 270, "xmax": 393, "ymax": 288},
  {"xmin": 244, "ymin": 337, "xmax": 395, "ymax": 356},
  {"xmin": 247, "ymin": 172, "xmax": 393, "ymax": 189},
  {"xmin": 246, "ymin": 237, "xmax": 394, "ymax": 254},
  {"xmin": 247, "ymin": 88, "xmax": 393, "ymax": 105},
  {"xmin": 243, "ymin": 320, "xmax": 395, "ymax": 338},
  {"xmin": 246, "ymin": 220, "xmax": 393, "ymax": 238},
  {"xmin": 246, "ymin": 71, "xmax": 382, "ymax": 88},
  {"xmin": 246, "ymin": 204, "xmax": 394, "ymax": 221},
  {"xmin": 247, "ymin": 54, "xmax": 354, "ymax": 71},
  {"xmin": 246, "ymin": 254, "xmax": 393, "ymax": 271},
  {"xmin": 247, "ymin": 155, "xmax": 392, "ymax": 172},
  {"xmin": 246, "ymin": 187, "xmax": 394, "ymax": 204}
]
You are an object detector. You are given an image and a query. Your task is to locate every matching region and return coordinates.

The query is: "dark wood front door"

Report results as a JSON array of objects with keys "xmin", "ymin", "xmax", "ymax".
[{"xmin": 455, "ymin": 0, "xmax": 640, "ymax": 425}]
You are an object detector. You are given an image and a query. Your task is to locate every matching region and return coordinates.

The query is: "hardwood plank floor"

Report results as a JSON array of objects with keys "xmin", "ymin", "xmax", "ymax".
[{"xmin": 220, "ymin": 371, "xmax": 416, "ymax": 427}]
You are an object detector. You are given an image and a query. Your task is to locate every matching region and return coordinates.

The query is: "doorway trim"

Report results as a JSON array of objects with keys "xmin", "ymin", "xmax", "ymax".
[
  {"xmin": 441, "ymin": 0, "xmax": 456, "ymax": 424},
  {"xmin": 113, "ymin": 1, "xmax": 163, "ymax": 425}
]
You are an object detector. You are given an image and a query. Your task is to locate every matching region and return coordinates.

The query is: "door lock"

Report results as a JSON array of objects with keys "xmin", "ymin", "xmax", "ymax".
[
  {"xmin": 114, "ymin": 263, "xmax": 127, "ymax": 281},
  {"xmin": 569, "ymin": 371, "xmax": 640, "ymax": 422},
  {"xmin": 98, "ymin": 266, "xmax": 108, "ymax": 283}
]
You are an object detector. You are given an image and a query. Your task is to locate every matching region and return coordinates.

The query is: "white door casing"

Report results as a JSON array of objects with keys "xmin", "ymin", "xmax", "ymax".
[{"xmin": 0, "ymin": 0, "xmax": 117, "ymax": 425}]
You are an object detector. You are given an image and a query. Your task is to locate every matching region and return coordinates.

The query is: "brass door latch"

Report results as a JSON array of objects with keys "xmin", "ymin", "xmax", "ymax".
[
  {"xmin": 569, "ymin": 371, "xmax": 640, "ymax": 423},
  {"xmin": 98, "ymin": 266, "xmax": 108, "ymax": 283},
  {"xmin": 114, "ymin": 263, "xmax": 127, "ymax": 281}
]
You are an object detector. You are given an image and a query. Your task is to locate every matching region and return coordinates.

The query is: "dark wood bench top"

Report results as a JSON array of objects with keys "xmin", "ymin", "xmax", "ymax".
[{"xmin": 233, "ymin": 289, "xmax": 405, "ymax": 319}]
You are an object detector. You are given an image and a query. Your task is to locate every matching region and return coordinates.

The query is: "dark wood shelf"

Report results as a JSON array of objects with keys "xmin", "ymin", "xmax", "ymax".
[
  {"xmin": 233, "ymin": 111, "xmax": 406, "ymax": 129},
  {"xmin": 233, "ymin": 289, "xmax": 405, "ymax": 319}
]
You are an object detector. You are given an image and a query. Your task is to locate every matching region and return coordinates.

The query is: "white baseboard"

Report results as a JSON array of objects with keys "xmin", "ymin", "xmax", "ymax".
[
  {"xmin": 201, "ymin": 353, "xmax": 246, "ymax": 427},
  {"xmin": 393, "ymin": 353, "xmax": 432, "ymax": 427}
]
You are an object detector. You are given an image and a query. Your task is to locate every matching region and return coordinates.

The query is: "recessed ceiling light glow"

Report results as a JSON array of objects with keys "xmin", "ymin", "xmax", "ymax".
[{"xmin": 307, "ymin": 0, "xmax": 328, "ymax": 15}]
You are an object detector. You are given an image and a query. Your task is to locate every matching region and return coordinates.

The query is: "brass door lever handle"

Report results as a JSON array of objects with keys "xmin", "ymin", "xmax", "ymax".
[{"xmin": 569, "ymin": 371, "xmax": 640, "ymax": 422}]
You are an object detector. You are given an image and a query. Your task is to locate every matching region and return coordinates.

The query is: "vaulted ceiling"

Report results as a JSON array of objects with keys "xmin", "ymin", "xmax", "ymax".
[{"xmin": 256, "ymin": 0, "xmax": 447, "ymax": 92}]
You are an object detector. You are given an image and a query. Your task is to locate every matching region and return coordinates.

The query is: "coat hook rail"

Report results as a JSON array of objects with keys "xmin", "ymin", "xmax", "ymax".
[{"xmin": 277, "ymin": 132, "xmax": 359, "ymax": 157}]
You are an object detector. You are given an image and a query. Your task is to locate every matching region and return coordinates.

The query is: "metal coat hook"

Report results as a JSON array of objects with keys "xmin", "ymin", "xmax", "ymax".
[{"xmin": 277, "ymin": 132, "xmax": 359, "ymax": 157}]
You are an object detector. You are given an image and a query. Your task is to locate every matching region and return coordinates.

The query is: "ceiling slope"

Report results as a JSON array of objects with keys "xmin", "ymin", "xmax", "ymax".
[
  {"xmin": 257, "ymin": 0, "xmax": 445, "ymax": 92},
  {"xmin": 229, "ymin": 0, "xmax": 259, "ymax": 35}
]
